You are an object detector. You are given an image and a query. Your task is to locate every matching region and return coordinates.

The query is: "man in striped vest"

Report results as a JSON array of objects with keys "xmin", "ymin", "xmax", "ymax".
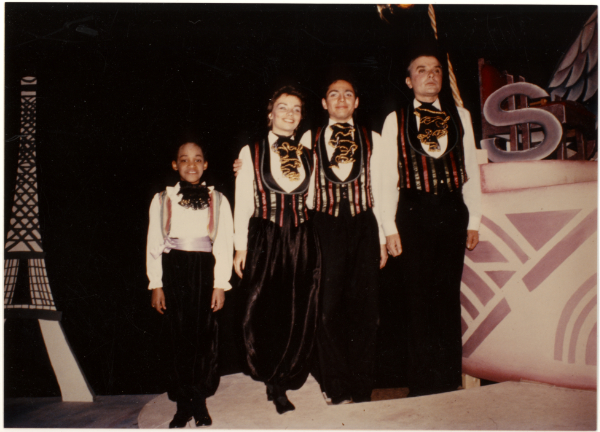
[
  {"xmin": 379, "ymin": 50, "xmax": 481, "ymax": 397},
  {"xmin": 307, "ymin": 76, "xmax": 388, "ymax": 405}
]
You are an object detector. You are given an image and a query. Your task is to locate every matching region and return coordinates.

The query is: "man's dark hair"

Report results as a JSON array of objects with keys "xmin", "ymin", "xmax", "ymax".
[
  {"xmin": 405, "ymin": 46, "xmax": 445, "ymax": 77},
  {"xmin": 267, "ymin": 85, "xmax": 305, "ymax": 127},
  {"xmin": 322, "ymin": 68, "xmax": 358, "ymax": 97}
]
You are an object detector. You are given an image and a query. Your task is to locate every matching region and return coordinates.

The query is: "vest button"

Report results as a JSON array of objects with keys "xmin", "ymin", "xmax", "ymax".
[{"xmin": 440, "ymin": 180, "xmax": 445, "ymax": 184}]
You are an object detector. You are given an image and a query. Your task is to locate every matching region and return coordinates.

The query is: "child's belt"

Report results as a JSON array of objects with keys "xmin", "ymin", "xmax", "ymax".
[{"xmin": 150, "ymin": 236, "xmax": 212, "ymax": 259}]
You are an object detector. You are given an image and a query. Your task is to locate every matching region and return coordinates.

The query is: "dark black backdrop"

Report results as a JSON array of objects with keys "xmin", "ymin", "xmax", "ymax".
[{"xmin": 4, "ymin": 3, "xmax": 596, "ymax": 397}]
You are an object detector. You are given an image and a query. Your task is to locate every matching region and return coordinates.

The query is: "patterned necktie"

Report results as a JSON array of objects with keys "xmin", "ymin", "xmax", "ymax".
[
  {"xmin": 328, "ymin": 123, "xmax": 357, "ymax": 168},
  {"xmin": 414, "ymin": 102, "xmax": 450, "ymax": 152},
  {"xmin": 273, "ymin": 136, "xmax": 303, "ymax": 181}
]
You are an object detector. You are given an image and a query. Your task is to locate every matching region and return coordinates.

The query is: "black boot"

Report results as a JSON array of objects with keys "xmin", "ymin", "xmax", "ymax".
[
  {"xmin": 169, "ymin": 396, "xmax": 193, "ymax": 428},
  {"xmin": 272, "ymin": 385, "xmax": 295, "ymax": 415},
  {"xmin": 192, "ymin": 397, "xmax": 212, "ymax": 427}
]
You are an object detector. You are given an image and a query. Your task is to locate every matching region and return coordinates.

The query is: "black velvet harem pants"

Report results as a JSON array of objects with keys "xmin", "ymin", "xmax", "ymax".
[
  {"xmin": 162, "ymin": 250, "xmax": 219, "ymax": 402},
  {"xmin": 313, "ymin": 202, "xmax": 380, "ymax": 402},
  {"xmin": 242, "ymin": 216, "xmax": 321, "ymax": 391},
  {"xmin": 395, "ymin": 187, "xmax": 468, "ymax": 396}
]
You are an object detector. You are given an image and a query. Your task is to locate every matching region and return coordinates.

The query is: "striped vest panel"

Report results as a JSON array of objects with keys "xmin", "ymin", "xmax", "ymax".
[
  {"xmin": 397, "ymin": 105, "xmax": 468, "ymax": 194},
  {"xmin": 158, "ymin": 187, "xmax": 222, "ymax": 243},
  {"xmin": 314, "ymin": 124, "xmax": 374, "ymax": 217},
  {"xmin": 251, "ymin": 139, "xmax": 311, "ymax": 227}
]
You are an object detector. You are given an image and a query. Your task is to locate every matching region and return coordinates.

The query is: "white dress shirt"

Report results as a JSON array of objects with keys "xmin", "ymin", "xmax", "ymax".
[
  {"xmin": 302, "ymin": 119, "xmax": 386, "ymax": 245},
  {"xmin": 147, "ymin": 183, "xmax": 234, "ymax": 290},
  {"xmin": 234, "ymin": 131, "xmax": 312, "ymax": 251},
  {"xmin": 380, "ymin": 99, "xmax": 482, "ymax": 234}
]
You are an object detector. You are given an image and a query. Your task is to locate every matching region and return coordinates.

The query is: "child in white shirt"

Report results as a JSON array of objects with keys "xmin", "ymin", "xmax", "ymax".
[{"xmin": 147, "ymin": 141, "xmax": 233, "ymax": 428}]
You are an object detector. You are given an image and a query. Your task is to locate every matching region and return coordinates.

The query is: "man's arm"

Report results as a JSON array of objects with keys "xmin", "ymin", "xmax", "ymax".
[
  {"xmin": 380, "ymin": 111, "xmax": 402, "ymax": 256},
  {"xmin": 458, "ymin": 106, "xmax": 482, "ymax": 250}
]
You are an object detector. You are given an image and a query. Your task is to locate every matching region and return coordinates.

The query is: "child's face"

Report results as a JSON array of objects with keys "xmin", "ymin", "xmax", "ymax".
[{"xmin": 172, "ymin": 143, "xmax": 207, "ymax": 184}]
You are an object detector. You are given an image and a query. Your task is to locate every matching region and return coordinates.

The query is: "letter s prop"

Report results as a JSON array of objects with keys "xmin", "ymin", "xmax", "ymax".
[{"xmin": 481, "ymin": 82, "xmax": 563, "ymax": 162}]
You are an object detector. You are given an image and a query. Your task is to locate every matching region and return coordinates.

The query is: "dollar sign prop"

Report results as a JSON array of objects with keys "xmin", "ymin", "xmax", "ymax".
[{"xmin": 481, "ymin": 82, "xmax": 563, "ymax": 162}]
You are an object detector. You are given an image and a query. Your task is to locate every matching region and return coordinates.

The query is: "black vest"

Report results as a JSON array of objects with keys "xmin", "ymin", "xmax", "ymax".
[
  {"xmin": 397, "ymin": 102, "xmax": 468, "ymax": 194},
  {"xmin": 251, "ymin": 138, "xmax": 312, "ymax": 227},
  {"xmin": 314, "ymin": 123, "xmax": 374, "ymax": 217}
]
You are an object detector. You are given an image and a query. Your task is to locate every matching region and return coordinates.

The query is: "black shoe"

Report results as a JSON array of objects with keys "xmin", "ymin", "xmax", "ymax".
[
  {"xmin": 169, "ymin": 397, "xmax": 193, "ymax": 428},
  {"xmin": 274, "ymin": 394, "xmax": 295, "ymax": 415},
  {"xmin": 169, "ymin": 411, "xmax": 192, "ymax": 428},
  {"xmin": 272, "ymin": 385, "xmax": 295, "ymax": 415},
  {"xmin": 192, "ymin": 398, "xmax": 212, "ymax": 427}
]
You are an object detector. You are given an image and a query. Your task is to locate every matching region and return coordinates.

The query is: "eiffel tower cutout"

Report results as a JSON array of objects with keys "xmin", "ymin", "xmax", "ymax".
[{"xmin": 4, "ymin": 77, "xmax": 94, "ymax": 402}]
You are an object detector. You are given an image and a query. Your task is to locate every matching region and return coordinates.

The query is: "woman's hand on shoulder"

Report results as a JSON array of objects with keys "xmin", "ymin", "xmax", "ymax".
[
  {"xmin": 211, "ymin": 288, "xmax": 225, "ymax": 312},
  {"xmin": 234, "ymin": 250, "xmax": 247, "ymax": 278},
  {"xmin": 151, "ymin": 288, "xmax": 166, "ymax": 314}
]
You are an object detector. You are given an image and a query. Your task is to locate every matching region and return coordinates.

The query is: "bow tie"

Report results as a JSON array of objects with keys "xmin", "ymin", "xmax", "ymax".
[
  {"xmin": 328, "ymin": 123, "xmax": 357, "ymax": 168},
  {"xmin": 273, "ymin": 135, "xmax": 303, "ymax": 181},
  {"xmin": 414, "ymin": 103, "xmax": 450, "ymax": 152}
]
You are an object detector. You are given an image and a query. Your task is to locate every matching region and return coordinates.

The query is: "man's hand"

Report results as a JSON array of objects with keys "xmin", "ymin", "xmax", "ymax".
[
  {"xmin": 211, "ymin": 288, "xmax": 225, "ymax": 312},
  {"xmin": 234, "ymin": 250, "xmax": 247, "ymax": 278},
  {"xmin": 151, "ymin": 288, "xmax": 167, "ymax": 315},
  {"xmin": 379, "ymin": 244, "xmax": 388, "ymax": 269},
  {"xmin": 386, "ymin": 233, "xmax": 402, "ymax": 257},
  {"xmin": 466, "ymin": 230, "xmax": 479, "ymax": 251},
  {"xmin": 233, "ymin": 159, "xmax": 243, "ymax": 177}
]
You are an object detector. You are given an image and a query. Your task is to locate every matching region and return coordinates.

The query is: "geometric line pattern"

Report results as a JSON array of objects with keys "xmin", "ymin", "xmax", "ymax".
[
  {"xmin": 5, "ymin": 82, "xmax": 43, "ymax": 254},
  {"xmin": 485, "ymin": 270, "xmax": 516, "ymax": 288},
  {"xmin": 465, "ymin": 240, "xmax": 508, "ymax": 263},
  {"xmin": 585, "ymin": 323, "xmax": 597, "ymax": 366},
  {"xmin": 460, "ymin": 291, "xmax": 480, "ymax": 320},
  {"xmin": 4, "ymin": 77, "xmax": 57, "ymax": 313},
  {"xmin": 480, "ymin": 215, "xmax": 529, "ymax": 264},
  {"xmin": 461, "ymin": 264, "xmax": 495, "ymax": 306},
  {"xmin": 4, "ymin": 258, "xmax": 56, "ymax": 310},
  {"xmin": 462, "ymin": 298, "xmax": 511, "ymax": 358},
  {"xmin": 554, "ymin": 273, "xmax": 597, "ymax": 362},
  {"xmin": 568, "ymin": 295, "xmax": 596, "ymax": 364},
  {"xmin": 4, "ymin": 259, "xmax": 19, "ymax": 306},
  {"xmin": 523, "ymin": 209, "xmax": 597, "ymax": 292},
  {"xmin": 506, "ymin": 210, "xmax": 581, "ymax": 251}
]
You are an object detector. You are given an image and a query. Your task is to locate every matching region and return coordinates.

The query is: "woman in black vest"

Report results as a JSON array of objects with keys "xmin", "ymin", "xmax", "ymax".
[{"xmin": 233, "ymin": 86, "xmax": 321, "ymax": 414}]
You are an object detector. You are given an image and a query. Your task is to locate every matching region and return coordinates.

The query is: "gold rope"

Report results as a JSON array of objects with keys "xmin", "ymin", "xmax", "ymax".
[{"xmin": 427, "ymin": 4, "xmax": 464, "ymax": 108}]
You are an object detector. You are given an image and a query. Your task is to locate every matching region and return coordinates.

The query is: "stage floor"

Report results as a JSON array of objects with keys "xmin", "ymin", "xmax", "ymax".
[{"xmin": 5, "ymin": 373, "xmax": 597, "ymax": 429}]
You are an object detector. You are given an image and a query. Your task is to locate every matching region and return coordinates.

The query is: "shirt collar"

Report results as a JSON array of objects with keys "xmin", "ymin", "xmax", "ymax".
[
  {"xmin": 328, "ymin": 118, "xmax": 355, "ymax": 128},
  {"xmin": 170, "ymin": 181, "xmax": 211, "ymax": 196},
  {"xmin": 268, "ymin": 130, "xmax": 295, "ymax": 146},
  {"xmin": 413, "ymin": 98, "xmax": 441, "ymax": 110}
]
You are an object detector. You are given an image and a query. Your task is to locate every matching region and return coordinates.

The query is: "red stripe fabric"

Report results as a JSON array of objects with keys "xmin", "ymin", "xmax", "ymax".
[
  {"xmin": 400, "ymin": 110, "xmax": 411, "ymax": 188},
  {"xmin": 280, "ymin": 194, "xmax": 285, "ymax": 227},
  {"xmin": 362, "ymin": 127, "xmax": 373, "ymax": 208},
  {"xmin": 254, "ymin": 142, "xmax": 268, "ymax": 218},
  {"xmin": 449, "ymin": 151, "xmax": 460, "ymax": 188},
  {"xmin": 421, "ymin": 155, "xmax": 430, "ymax": 192}
]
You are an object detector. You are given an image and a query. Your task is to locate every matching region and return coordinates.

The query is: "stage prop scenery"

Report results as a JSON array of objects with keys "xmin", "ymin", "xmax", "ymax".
[
  {"xmin": 460, "ymin": 9, "xmax": 597, "ymax": 390},
  {"xmin": 4, "ymin": 4, "xmax": 597, "ymax": 404},
  {"xmin": 4, "ymin": 77, "xmax": 94, "ymax": 402}
]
